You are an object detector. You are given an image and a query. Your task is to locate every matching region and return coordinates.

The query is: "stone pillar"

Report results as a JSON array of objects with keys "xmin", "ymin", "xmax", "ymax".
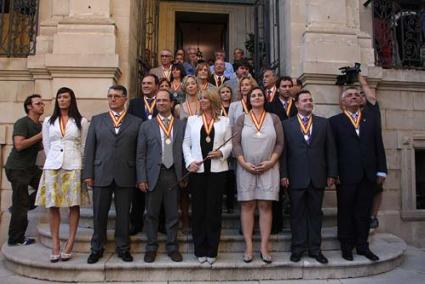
[{"xmin": 27, "ymin": 0, "xmax": 121, "ymax": 117}]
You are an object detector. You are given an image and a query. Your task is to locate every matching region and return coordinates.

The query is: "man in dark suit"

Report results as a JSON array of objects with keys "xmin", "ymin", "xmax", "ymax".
[
  {"xmin": 330, "ymin": 87, "xmax": 387, "ymax": 262},
  {"xmin": 127, "ymin": 74, "xmax": 159, "ymax": 235},
  {"xmin": 266, "ymin": 76, "xmax": 298, "ymax": 234},
  {"xmin": 83, "ymin": 85, "xmax": 142, "ymax": 264},
  {"xmin": 209, "ymin": 59, "xmax": 229, "ymax": 88},
  {"xmin": 137, "ymin": 90, "xmax": 185, "ymax": 263},
  {"xmin": 280, "ymin": 90, "xmax": 337, "ymax": 264}
]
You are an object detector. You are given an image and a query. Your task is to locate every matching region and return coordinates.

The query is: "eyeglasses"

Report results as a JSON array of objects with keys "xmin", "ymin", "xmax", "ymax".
[{"xmin": 107, "ymin": 95, "xmax": 125, "ymax": 100}]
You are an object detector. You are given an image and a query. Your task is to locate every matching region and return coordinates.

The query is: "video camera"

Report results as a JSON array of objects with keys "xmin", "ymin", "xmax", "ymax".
[{"xmin": 335, "ymin": 63, "xmax": 361, "ymax": 86}]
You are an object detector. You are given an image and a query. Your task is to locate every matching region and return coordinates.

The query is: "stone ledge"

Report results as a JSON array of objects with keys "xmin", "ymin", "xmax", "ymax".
[{"xmin": 1, "ymin": 233, "xmax": 406, "ymax": 282}]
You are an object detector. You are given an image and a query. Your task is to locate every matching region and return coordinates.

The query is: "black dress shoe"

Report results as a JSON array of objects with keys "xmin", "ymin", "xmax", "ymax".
[
  {"xmin": 118, "ymin": 251, "xmax": 133, "ymax": 262},
  {"xmin": 308, "ymin": 252, "xmax": 328, "ymax": 264},
  {"xmin": 144, "ymin": 251, "xmax": 157, "ymax": 263},
  {"xmin": 342, "ymin": 250, "xmax": 353, "ymax": 261},
  {"xmin": 290, "ymin": 253, "xmax": 302, "ymax": 262},
  {"xmin": 168, "ymin": 250, "xmax": 183, "ymax": 262},
  {"xmin": 357, "ymin": 249, "xmax": 379, "ymax": 261},
  {"xmin": 87, "ymin": 250, "xmax": 104, "ymax": 264}
]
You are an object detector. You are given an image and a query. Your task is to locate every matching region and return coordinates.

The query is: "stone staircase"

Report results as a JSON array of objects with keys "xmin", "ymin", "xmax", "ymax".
[{"xmin": 2, "ymin": 206, "xmax": 407, "ymax": 282}]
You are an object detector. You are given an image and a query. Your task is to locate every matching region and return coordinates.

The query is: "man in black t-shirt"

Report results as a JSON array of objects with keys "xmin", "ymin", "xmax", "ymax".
[{"xmin": 5, "ymin": 94, "xmax": 44, "ymax": 246}]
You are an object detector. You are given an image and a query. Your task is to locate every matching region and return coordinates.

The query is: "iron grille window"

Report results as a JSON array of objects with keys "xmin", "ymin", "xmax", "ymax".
[
  {"xmin": 372, "ymin": 0, "xmax": 425, "ymax": 69},
  {"xmin": 0, "ymin": 0, "xmax": 39, "ymax": 57}
]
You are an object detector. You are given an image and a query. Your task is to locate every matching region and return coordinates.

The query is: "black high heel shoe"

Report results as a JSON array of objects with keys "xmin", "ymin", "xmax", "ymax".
[{"xmin": 260, "ymin": 252, "xmax": 272, "ymax": 264}]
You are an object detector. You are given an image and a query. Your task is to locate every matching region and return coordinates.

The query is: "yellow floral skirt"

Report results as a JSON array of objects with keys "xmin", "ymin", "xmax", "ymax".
[{"xmin": 35, "ymin": 169, "xmax": 90, "ymax": 208}]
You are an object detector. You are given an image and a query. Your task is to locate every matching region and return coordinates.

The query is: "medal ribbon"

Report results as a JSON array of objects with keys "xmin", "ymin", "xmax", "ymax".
[
  {"xmin": 249, "ymin": 110, "xmax": 266, "ymax": 133},
  {"xmin": 241, "ymin": 99, "xmax": 249, "ymax": 114},
  {"xmin": 144, "ymin": 96, "xmax": 156, "ymax": 116},
  {"xmin": 221, "ymin": 104, "xmax": 228, "ymax": 117},
  {"xmin": 59, "ymin": 117, "xmax": 66, "ymax": 137},
  {"xmin": 202, "ymin": 114, "xmax": 214, "ymax": 137},
  {"xmin": 297, "ymin": 114, "xmax": 313, "ymax": 135},
  {"xmin": 268, "ymin": 87, "xmax": 276, "ymax": 102},
  {"xmin": 156, "ymin": 116, "xmax": 174, "ymax": 140},
  {"xmin": 344, "ymin": 110, "xmax": 362, "ymax": 129},
  {"xmin": 285, "ymin": 99, "xmax": 293, "ymax": 117},
  {"xmin": 109, "ymin": 111, "xmax": 127, "ymax": 128}
]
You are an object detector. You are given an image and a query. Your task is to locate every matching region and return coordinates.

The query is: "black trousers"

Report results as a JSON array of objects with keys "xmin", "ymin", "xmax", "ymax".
[
  {"xmin": 225, "ymin": 170, "xmax": 236, "ymax": 210},
  {"xmin": 190, "ymin": 172, "xmax": 226, "ymax": 257},
  {"xmin": 91, "ymin": 181, "xmax": 133, "ymax": 253},
  {"xmin": 337, "ymin": 178, "xmax": 375, "ymax": 252},
  {"xmin": 6, "ymin": 167, "xmax": 41, "ymax": 244},
  {"xmin": 271, "ymin": 187, "xmax": 284, "ymax": 232},
  {"xmin": 130, "ymin": 187, "xmax": 145, "ymax": 230},
  {"xmin": 289, "ymin": 185, "xmax": 324, "ymax": 255}
]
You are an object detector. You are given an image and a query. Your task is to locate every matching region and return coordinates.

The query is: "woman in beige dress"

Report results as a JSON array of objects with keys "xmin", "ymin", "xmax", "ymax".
[
  {"xmin": 36, "ymin": 87, "xmax": 89, "ymax": 262},
  {"xmin": 232, "ymin": 87, "xmax": 284, "ymax": 264}
]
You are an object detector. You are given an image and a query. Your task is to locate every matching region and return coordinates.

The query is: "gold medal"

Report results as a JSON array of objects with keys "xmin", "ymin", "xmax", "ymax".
[
  {"xmin": 202, "ymin": 114, "xmax": 214, "ymax": 143},
  {"xmin": 249, "ymin": 110, "xmax": 266, "ymax": 136},
  {"xmin": 156, "ymin": 116, "xmax": 175, "ymax": 144}
]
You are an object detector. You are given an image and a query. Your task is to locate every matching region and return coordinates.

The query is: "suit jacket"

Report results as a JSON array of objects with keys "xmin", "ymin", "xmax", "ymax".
[
  {"xmin": 127, "ymin": 97, "xmax": 158, "ymax": 121},
  {"xmin": 209, "ymin": 74, "xmax": 229, "ymax": 88},
  {"xmin": 149, "ymin": 66, "xmax": 171, "ymax": 81},
  {"xmin": 42, "ymin": 116, "xmax": 89, "ymax": 170},
  {"xmin": 183, "ymin": 115, "xmax": 232, "ymax": 173},
  {"xmin": 82, "ymin": 112, "xmax": 143, "ymax": 187},
  {"xmin": 209, "ymin": 62, "xmax": 234, "ymax": 79},
  {"xmin": 136, "ymin": 117, "xmax": 186, "ymax": 191},
  {"xmin": 265, "ymin": 96, "xmax": 298, "ymax": 121},
  {"xmin": 280, "ymin": 115, "xmax": 338, "ymax": 189},
  {"xmin": 329, "ymin": 111, "xmax": 387, "ymax": 184}
]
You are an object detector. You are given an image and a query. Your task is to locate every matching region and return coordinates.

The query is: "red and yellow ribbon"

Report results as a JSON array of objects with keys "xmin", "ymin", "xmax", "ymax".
[
  {"xmin": 156, "ymin": 116, "xmax": 174, "ymax": 140},
  {"xmin": 285, "ymin": 99, "xmax": 293, "ymax": 117},
  {"xmin": 202, "ymin": 114, "xmax": 214, "ymax": 137},
  {"xmin": 221, "ymin": 105, "xmax": 228, "ymax": 117},
  {"xmin": 144, "ymin": 96, "xmax": 156, "ymax": 116},
  {"xmin": 297, "ymin": 114, "xmax": 313, "ymax": 135},
  {"xmin": 109, "ymin": 111, "xmax": 127, "ymax": 128},
  {"xmin": 241, "ymin": 99, "xmax": 249, "ymax": 114},
  {"xmin": 344, "ymin": 110, "xmax": 362, "ymax": 129},
  {"xmin": 249, "ymin": 110, "xmax": 266, "ymax": 133},
  {"xmin": 59, "ymin": 117, "xmax": 66, "ymax": 137}
]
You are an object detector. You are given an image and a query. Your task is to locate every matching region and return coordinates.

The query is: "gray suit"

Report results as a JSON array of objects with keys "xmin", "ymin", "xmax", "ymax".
[
  {"xmin": 149, "ymin": 66, "xmax": 170, "ymax": 81},
  {"xmin": 83, "ymin": 112, "xmax": 142, "ymax": 254},
  {"xmin": 280, "ymin": 115, "xmax": 337, "ymax": 255},
  {"xmin": 136, "ymin": 117, "xmax": 185, "ymax": 253}
]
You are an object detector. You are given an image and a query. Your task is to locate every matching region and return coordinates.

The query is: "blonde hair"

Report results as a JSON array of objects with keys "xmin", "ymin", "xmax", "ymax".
[
  {"xmin": 238, "ymin": 76, "xmax": 258, "ymax": 100},
  {"xmin": 195, "ymin": 62, "xmax": 211, "ymax": 78},
  {"xmin": 200, "ymin": 89, "xmax": 221, "ymax": 120},
  {"xmin": 182, "ymin": 75, "xmax": 200, "ymax": 98},
  {"xmin": 218, "ymin": 85, "xmax": 233, "ymax": 101}
]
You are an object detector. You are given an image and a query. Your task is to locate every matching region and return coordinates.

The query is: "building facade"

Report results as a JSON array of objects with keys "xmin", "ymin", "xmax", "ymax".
[{"xmin": 0, "ymin": 0, "xmax": 424, "ymax": 247}]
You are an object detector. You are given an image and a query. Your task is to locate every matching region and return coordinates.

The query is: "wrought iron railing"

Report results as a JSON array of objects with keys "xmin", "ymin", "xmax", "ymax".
[
  {"xmin": 0, "ymin": 0, "xmax": 39, "ymax": 57},
  {"xmin": 372, "ymin": 0, "xmax": 425, "ymax": 69}
]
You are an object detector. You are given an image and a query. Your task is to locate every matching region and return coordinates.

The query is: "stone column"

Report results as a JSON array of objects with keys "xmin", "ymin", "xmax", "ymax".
[{"xmin": 27, "ymin": 0, "xmax": 121, "ymax": 117}]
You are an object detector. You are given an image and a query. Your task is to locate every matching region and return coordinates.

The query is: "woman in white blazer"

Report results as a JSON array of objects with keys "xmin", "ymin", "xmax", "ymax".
[
  {"xmin": 183, "ymin": 89, "xmax": 232, "ymax": 264},
  {"xmin": 35, "ymin": 87, "xmax": 89, "ymax": 262}
]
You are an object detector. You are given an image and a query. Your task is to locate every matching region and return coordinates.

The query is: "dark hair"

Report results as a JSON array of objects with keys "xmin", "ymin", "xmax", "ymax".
[
  {"xmin": 24, "ymin": 94, "xmax": 42, "ymax": 114},
  {"xmin": 49, "ymin": 87, "xmax": 83, "ymax": 130},
  {"xmin": 109, "ymin": 85, "xmax": 128, "ymax": 96},
  {"xmin": 170, "ymin": 63, "xmax": 186, "ymax": 81},
  {"xmin": 159, "ymin": 78, "xmax": 171, "ymax": 90},
  {"xmin": 234, "ymin": 59, "xmax": 250, "ymax": 70},
  {"xmin": 295, "ymin": 89, "xmax": 311, "ymax": 102},
  {"xmin": 246, "ymin": 87, "xmax": 265, "ymax": 111},
  {"xmin": 275, "ymin": 75, "xmax": 293, "ymax": 89},
  {"xmin": 144, "ymin": 73, "xmax": 160, "ymax": 86},
  {"xmin": 157, "ymin": 89, "xmax": 174, "ymax": 101}
]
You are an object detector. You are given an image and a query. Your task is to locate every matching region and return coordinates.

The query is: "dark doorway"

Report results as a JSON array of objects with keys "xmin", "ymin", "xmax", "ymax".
[{"xmin": 175, "ymin": 12, "xmax": 229, "ymax": 63}]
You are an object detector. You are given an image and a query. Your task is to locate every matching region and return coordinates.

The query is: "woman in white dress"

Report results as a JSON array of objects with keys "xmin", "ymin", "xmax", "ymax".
[{"xmin": 36, "ymin": 87, "xmax": 89, "ymax": 262}]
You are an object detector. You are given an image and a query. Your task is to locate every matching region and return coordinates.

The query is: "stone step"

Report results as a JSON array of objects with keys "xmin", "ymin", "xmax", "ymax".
[
  {"xmin": 37, "ymin": 223, "xmax": 343, "ymax": 253},
  {"xmin": 77, "ymin": 207, "xmax": 338, "ymax": 229},
  {"xmin": 1, "ymin": 233, "xmax": 406, "ymax": 282}
]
